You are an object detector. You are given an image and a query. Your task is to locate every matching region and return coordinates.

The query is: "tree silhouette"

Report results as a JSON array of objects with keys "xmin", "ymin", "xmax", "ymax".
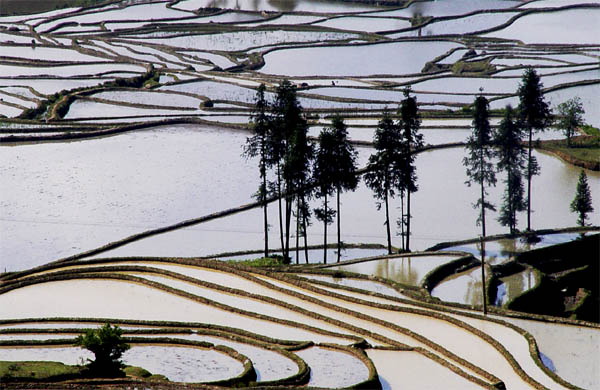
[
  {"xmin": 314, "ymin": 127, "xmax": 337, "ymax": 264},
  {"xmin": 464, "ymin": 95, "xmax": 496, "ymax": 238},
  {"xmin": 555, "ymin": 97, "xmax": 585, "ymax": 147},
  {"xmin": 570, "ymin": 170, "xmax": 594, "ymax": 226},
  {"xmin": 243, "ymin": 83, "xmax": 272, "ymax": 257},
  {"xmin": 464, "ymin": 94, "xmax": 496, "ymax": 316},
  {"xmin": 271, "ymin": 80, "xmax": 305, "ymax": 261},
  {"xmin": 397, "ymin": 87, "xmax": 423, "ymax": 251},
  {"xmin": 279, "ymin": 84, "xmax": 312, "ymax": 263},
  {"xmin": 313, "ymin": 115, "xmax": 358, "ymax": 263},
  {"xmin": 75, "ymin": 323, "xmax": 130, "ymax": 377},
  {"xmin": 365, "ymin": 110, "xmax": 403, "ymax": 254},
  {"xmin": 495, "ymin": 105, "xmax": 526, "ymax": 234},
  {"xmin": 517, "ymin": 68, "xmax": 552, "ymax": 231}
]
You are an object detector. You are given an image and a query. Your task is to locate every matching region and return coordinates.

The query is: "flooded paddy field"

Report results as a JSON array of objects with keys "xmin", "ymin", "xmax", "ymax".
[
  {"xmin": 0, "ymin": 258, "xmax": 587, "ymax": 388},
  {"xmin": 1, "ymin": 0, "xmax": 599, "ymax": 388}
]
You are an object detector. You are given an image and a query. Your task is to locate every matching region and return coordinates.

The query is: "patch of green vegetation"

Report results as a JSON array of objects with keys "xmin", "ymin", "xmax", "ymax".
[
  {"xmin": 451, "ymin": 59, "xmax": 495, "ymax": 75},
  {"xmin": 0, "ymin": 361, "xmax": 82, "ymax": 382},
  {"xmin": 123, "ymin": 365, "xmax": 151, "ymax": 378},
  {"xmin": 234, "ymin": 256, "xmax": 289, "ymax": 267},
  {"xmin": 581, "ymin": 124, "xmax": 600, "ymax": 138},
  {"xmin": 541, "ymin": 136, "xmax": 600, "ymax": 168}
]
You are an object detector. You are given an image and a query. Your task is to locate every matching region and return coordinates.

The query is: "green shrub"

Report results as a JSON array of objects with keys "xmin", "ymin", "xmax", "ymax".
[
  {"xmin": 235, "ymin": 255, "xmax": 288, "ymax": 267},
  {"xmin": 75, "ymin": 323, "xmax": 130, "ymax": 377}
]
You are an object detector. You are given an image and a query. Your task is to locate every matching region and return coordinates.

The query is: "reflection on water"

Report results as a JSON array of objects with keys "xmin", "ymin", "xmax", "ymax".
[
  {"xmin": 431, "ymin": 265, "xmax": 488, "ymax": 306},
  {"xmin": 3, "ymin": 133, "xmax": 598, "ymax": 273},
  {"xmin": 444, "ymin": 233, "xmax": 585, "ymax": 265},
  {"xmin": 539, "ymin": 351, "xmax": 556, "ymax": 373},
  {"xmin": 191, "ymin": 0, "xmax": 382, "ymax": 12},
  {"xmin": 495, "ymin": 268, "xmax": 540, "ymax": 307},
  {"xmin": 495, "ymin": 315, "xmax": 600, "ymax": 390},
  {"xmin": 221, "ymin": 248, "xmax": 388, "ymax": 264},
  {"xmin": 328, "ymin": 255, "xmax": 459, "ymax": 287},
  {"xmin": 301, "ymin": 274, "xmax": 410, "ymax": 299}
]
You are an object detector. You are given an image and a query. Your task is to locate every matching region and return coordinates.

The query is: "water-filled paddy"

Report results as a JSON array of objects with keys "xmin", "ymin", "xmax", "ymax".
[
  {"xmin": 313, "ymin": 16, "xmax": 411, "ymax": 33},
  {"xmin": 0, "ymin": 278, "xmax": 354, "ymax": 345},
  {"xmin": 35, "ymin": 3, "xmax": 194, "ymax": 33},
  {"xmin": 371, "ymin": 0, "xmax": 521, "ymax": 18},
  {"xmin": 0, "ymin": 63, "xmax": 145, "ymax": 78},
  {"xmin": 431, "ymin": 265, "xmax": 489, "ymax": 306},
  {"xmin": 483, "ymin": 7, "xmax": 600, "ymax": 44},
  {"xmin": 327, "ymin": 255, "xmax": 461, "ymax": 287},
  {"xmin": 366, "ymin": 349, "xmax": 483, "ymax": 390},
  {"xmin": 1, "ymin": 2, "xmax": 598, "ymax": 388},
  {"xmin": 4, "ymin": 128, "xmax": 597, "ymax": 272},
  {"xmin": 495, "ymin": 268, "xmax": 541, "ymax": 306},
  {"xmin": 260, "ymin": 41, "xmax": 462, "ymax": 76},
  {"xmin": 0, "ymin": 125, "xmax": 257, "ymax": 270},
  {"xmin": 171, "ymin": 0, "xmax": 384, "ymax": 13},
  {"xmin": 122, "ymin": 345, "xmax": 244, "ymax": 383},
  {"xmin": 0, "ymin": 46, "xmax": 106, "ymax": 62},
  {"xmin": 64, "ymin": 99, "xmax": 201, "ymax": 119},
  {"xmin": 299, "ymin": 274, "xmax": 411, "ymax": 300},
  {"xmin": 295, "ymin": 346, "xmax": 370, "ymax": 388},
  {"xmin": 0, "ymin": 346, "xmax": 92, "ymax": 366},
  {"xmin": 416, "ymin": 11, "xmax": 521, "ymax": 36},
  {"xmin": 495, "ymin": 315, "xmax": 600, "ymax": 390},
  {"xmin": 443, "ymin": 232, "xmax": 586, "ymax": 264},
  {"xmin": 125, "ymin": 30, "xmax": 358, "ymax": 52}
]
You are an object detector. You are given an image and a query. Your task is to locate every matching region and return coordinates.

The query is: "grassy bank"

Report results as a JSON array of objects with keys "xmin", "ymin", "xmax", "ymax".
[
  {"xmin": 539, "ymin": 129, "xmax": 600, "ymax": 171},
  {"xmin": 0, "ymin": 361, "xmax": 82, "ymax": 382},
  {"xmin": 0, "ymin": 361, "xmax": 167, "ymax": 383}
]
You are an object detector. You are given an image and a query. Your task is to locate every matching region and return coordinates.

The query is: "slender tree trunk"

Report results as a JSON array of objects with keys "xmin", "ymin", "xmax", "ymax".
[
  {"xmin": 507, "ymin": 170, "xmax": 514, "ymax": 234},
  {"xmin": 527, "ymin": 127, "xmax": 532, "ymax": 231},
  {"xmin": 480, "ymin": 150, "xmax": 486, "ymax": 238},
  {"xmin": 295, "ymin": 199, "xmax": 300, "ymax": 264},
  {"xmin": 302, "ymin": 196, "xmax": 309, "ymax": 264},
  {"xmin": 285, "ymin": 192, "xmax": 292, "ymax": 262},
  {"xmin": 337, "ymin": 187, "xmax": 341, "ymax": 263},
  {"xmin": 406, "ymin": 190, "xmax": 411, "ymax": 252},
  {"xmin": 384, "ymin": 188, "xmax": 392, "ymax": 255},
  {"xmin": 481, "ymin": 182, "xmax": 486, "ymax": 238},
  {"xmin": 400, "ymin": 191, "xmax": 405, "ymax": 251},
  {"xmin": 277, "ymin": 164, "xmax": 284, "ymax": 256},
  {"xmin": 323, "ymin": 192, "xmax": 328, "ymax": 264},
  {"xmin": 481, "ymin": 238, "xmax": 487, "ymax": 315},
  {"xmin": 262, "ymin": 161, "xmax": 268, "ymax": 258}
]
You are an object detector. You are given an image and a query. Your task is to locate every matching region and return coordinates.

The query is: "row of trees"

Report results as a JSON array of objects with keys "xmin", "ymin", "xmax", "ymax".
[
  {"xmin": 466, "ymin": 68, "xmax": 592, "ymax": 243},
  {"xmin": 245, "ymin": 68, "xmax": 593, "ymax": 264},
  {"xmin": 364, "ymin": 88, "xmax": 423, "ymax": 254},
  {"xmin": 243, "ymin": 80, "xmax": 359, "ymax": 264},
  {"xmin": 244, "ymin": 81, "xmax": 424, "ymax": 263}
]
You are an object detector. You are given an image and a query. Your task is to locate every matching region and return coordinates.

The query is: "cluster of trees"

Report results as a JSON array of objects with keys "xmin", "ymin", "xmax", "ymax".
[
  {"xmin": 465, "ymin": 67, "xmax": 593, "ymax": 242},
  {"xmin": 463, "ymin": 68, "xmax": 593, "ymax": 314},
  {"xmin": 364, "ymin": 87, "xmax": 423, "ymax": 254},
  {"xmin": 245, "ymin": 69, "xmax": 594, "ymax": 265},
  {"xmin": 243, "ymin": 80, "xmax": 359, "ymax": 264},
  {"xmin": 244, "ymin": 81, "xmax": 425, "ymax": 263}
]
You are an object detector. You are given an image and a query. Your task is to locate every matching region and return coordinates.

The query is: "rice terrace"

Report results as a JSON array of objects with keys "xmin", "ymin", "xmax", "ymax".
[{"xmin": 0, "ymin": 0, "xmax": 599, "ymax": 388}]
